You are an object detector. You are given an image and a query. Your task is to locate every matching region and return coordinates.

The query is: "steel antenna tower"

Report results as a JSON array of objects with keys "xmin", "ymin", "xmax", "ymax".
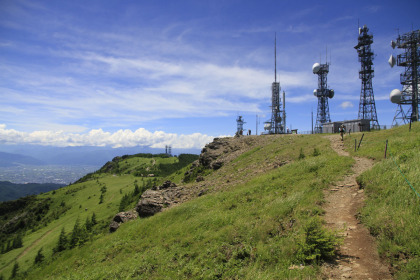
[
  {"xmin": 236, "ymin": 115, "xmax": 245, "ymax": 135},
  {"xmin": 389, "ymin": 29, "xmax": 420, "ymax": 125},
  {"xmin": 312, "ymin": 60, "xmax": 334, "ymax": 133},
  {"xmin": 265, "ymin": 33, "xmax": 286, "ymax": 134},
  {"xmin": 355, "ymin": 25, "xmax": 379, "ymax": 129}
]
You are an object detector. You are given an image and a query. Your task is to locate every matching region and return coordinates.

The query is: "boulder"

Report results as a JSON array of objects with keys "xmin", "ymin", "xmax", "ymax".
[
  {"xmin": 136, "ymin": 180, "xmax": 182, "ymax": 218},
  {"xmin": 109, "ymin": 210, "xmax": 138, "ymax": 232},
  {"xmin": 113, "ymin": 210, "xmax": 138, "ymax": 223},
  {"xmin": 109, "ymin": 221, "xmax": 120, "ymax": 232},
  {"xmin": 136, "ymin": 190, "xmax": 164, "ymax": 217}
]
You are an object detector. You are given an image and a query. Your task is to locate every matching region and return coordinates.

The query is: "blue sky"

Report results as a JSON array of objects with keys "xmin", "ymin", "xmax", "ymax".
[{"xmin": 1, "ymin": 0, "xmax": 419, "ymax": 149}]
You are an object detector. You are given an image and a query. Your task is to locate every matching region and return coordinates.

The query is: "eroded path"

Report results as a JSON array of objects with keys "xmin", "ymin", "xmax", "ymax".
[
  {"xmin": 0, "ymin": 228, "xmax": 53, "ymax": 273},
  {"xmin": 322, "ymin": 135, "xmax": 392, "ymax": 280}
]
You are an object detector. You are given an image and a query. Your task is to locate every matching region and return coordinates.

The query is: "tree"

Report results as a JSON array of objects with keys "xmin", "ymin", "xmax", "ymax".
[
  {"xmin": 99, "ymin": 193, "xmax": 104, "ymax": 204},
  {"xmin": 12, "ymin": 234, "xmax": 23, "ymax": 249},
  {"xmin": 85, "ymin": 216, "xmax": 92, "ymax": 232},
  {"xmin": 69, "ymin": 219, "xmax": 81, "ymax": 248},
  {"xmin": 133, "ymin": 182, "xmax": 140, "ymax": 196},
  {"xmin": 34, "ymin": 248, "xmax": 44, "ymax": 264},
  {"xmin": 55, "ymin": 228, "xmax": 67, "ymax": 252},
  {"xmin": 119, "ymin": 194, "xmax": 130, "ymax": 212},
  {"xmin": 69, "ymin": 218, "xmax": 88, "ymax": 248},
  {"xmin": 91, "ymin": 212, "xmax": 97, "ymax": 225},
  {"xmin": 10, "ymin": 262, "xmax": 18, "ymax": 279}
]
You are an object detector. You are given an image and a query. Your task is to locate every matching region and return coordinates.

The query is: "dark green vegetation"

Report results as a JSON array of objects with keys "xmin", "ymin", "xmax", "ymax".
[
  {"xmin": 0, "ymin": 181, "xmax": 65, "ymax": 202},
  {"xmin": 343, "ymin": 122, "xmax": 419, "ymax": 279}
]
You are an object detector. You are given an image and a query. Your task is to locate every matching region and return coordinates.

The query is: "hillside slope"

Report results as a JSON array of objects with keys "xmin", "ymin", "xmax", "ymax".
[
  {"xmin": 0, "ymin": 153, "xmax": 198, "ymax": 279},
  {"xmin": 2, "ymin": 134, "xmax": 355, "ymax": 279},
  {"xmin": 1, "ymin": 124, "xmax": 418, "ymax": 279}
]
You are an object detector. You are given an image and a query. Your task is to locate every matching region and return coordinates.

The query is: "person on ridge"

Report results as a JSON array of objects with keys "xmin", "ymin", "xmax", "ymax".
[{"xmin": 339, "ymin": 124, "xmax": 346, "ymax": 141}]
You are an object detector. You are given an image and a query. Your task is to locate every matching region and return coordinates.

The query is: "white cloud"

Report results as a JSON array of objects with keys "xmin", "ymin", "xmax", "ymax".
[
  {"xmin": 340, "ymin": 101, "xmax": 354, "ymax": 109},
  {"xmin": 0, "ymin": 124, "xmax": 214, "ymax": 149}
]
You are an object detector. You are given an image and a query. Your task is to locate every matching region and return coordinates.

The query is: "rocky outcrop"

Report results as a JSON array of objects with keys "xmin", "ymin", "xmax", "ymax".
[
  {"xmin": 109, "ymin": 210, "xmax": 138, "ymax": 232},
  {"xmin": 136, "ymin": 181, "xmax": 183, "ymax": 218},
  {"xmin": 199, "ymin": 138, "xmax": 229, "ymax": 169},
  {"xmin": 183, "ymin": 137, "xmax": 237, "ymax": 182}
]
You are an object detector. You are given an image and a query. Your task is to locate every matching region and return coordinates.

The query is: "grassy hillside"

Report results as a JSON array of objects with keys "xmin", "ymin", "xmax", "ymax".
[
  {"xmin": 3, "ymin": 134, "xmax": 356, "ymax": 279},
  {"xmin": 2, "ymin": 124, "xmax": 418, "ymax": 279},
  {"xmin": 0, "ymin": 153, "xmax": 198, "ymax": 279},
  {"xmin": 343, "ymin": 122, "xmax": 420, "ymax": 279}
]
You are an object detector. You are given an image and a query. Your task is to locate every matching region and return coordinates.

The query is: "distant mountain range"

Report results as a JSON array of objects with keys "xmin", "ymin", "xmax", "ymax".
[
  {"xmin": 0, "ymin": 181, "xmax": 65, "ymax": 202},
  {"xmin": 0, "ymin": 145, "xmax": 201, "ymax": 167},
  {"xmin": 0, "ymin": 151, "xmax": 44, "ymax": 167}
]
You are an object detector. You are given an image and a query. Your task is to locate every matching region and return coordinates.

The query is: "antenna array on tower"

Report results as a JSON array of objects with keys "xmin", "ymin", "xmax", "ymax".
[
  {"xmin": 354, "ymin": 25, "xmax": 380, "ymax": 129},
  {"xmin": 312, "ymin": 61, "xmax": 334, "ymax": 133},
  {"xmin": 389, "ymin": 29, "xmax": 420, "ymax": 125}
]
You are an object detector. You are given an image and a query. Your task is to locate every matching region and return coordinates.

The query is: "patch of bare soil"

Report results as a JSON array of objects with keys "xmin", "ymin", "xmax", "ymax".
[{"xmin": 322, "ymin": 135, "xmax": 392, "ymax": 280}]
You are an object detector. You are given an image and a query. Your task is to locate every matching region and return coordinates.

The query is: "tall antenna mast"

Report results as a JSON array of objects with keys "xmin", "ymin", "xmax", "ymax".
[
  {"xmin": 264, "ymin": 32, "xmax": 286, "ymax": 134},
  {"xmin": 274, "ymin": 33, "xmax": 277, "ymax": 82}
]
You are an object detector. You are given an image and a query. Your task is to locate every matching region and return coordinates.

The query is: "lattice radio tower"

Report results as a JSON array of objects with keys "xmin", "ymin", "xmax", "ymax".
[
  {"xmin": 389, "ymin": 29, "xmax": 420, "ymax": 125},
  {"xmin": 264, "ymin": 34, "xmax": 286, "ymax": 134},
  {"xmin": 236, "ymin": 115, "xmax": 245, "ymax": 135},
  {"xmin": 355, "ymin": 25, "xmax": 379, "ymax": 129},
  {"xmin": 312, "ymin": 58, "xmax": 334, "ymax": 133}
]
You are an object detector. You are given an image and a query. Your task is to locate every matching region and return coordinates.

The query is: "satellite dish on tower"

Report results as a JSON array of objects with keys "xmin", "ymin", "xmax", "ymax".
[
  {"xmin": 389, "ymin": 89, "xmax": 402, "ymax": 104},
  {"xmin": 329, "ymin": 89, "xmax": 335, "ymax": 99},
  {"xmin": 390, "ymin": 40, "xmax": 396, "ymax": 49},
  {"xmin": 388, "ymin": 55, "xmax": 396, "ymax": 68},
  {"xmin": 313, "ymin": 89, "xmax": 318, "ymax": 96},
  {"xmin": 312, "ymin": 63, "xmax": 321, "ymax": 74}
]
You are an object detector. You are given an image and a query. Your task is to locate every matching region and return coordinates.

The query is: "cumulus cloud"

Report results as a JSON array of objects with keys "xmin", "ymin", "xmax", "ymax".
[
  {"xmin": 0, "ymin": 124, "xmax": 214, "ymax": 149},
  {"xmin": 340, "ymin": 101, "xmax": 354, "ymax": 109}
]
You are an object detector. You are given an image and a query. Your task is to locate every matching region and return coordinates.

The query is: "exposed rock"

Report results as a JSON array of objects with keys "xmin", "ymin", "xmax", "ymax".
[
  {"xmin": 210, "ymin": 161, "xmax": 223, "ymax": 170},
  {"xmin": 158, "ymin": 180, "xmax": 177, "ymax": 190},
  {"xmin": 109, "ymin": 221, "xmax": 120, "ymax": 232},
  {"xmin": 136, "ymin": 180, "xmax": 183, "ymax": 218},
  {"xmin": 199, "ymin": 138, "xmax": 230, "ymax": 168},
  {"xmin": 196, "ymin": 176, "xmax": 204, "ymax": 182},
  {"xmin": 109, "ymin": 210, "xmax": 138, "ymax": 232},
  {"xmin": 113, "ymin": 210, "xmax": 138, "ymax": 223}
]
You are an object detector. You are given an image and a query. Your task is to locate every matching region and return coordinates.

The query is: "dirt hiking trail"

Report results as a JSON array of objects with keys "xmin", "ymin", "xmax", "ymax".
[{"xmin": 322, "ymin": 135, "xmax": 392, "ymax": 280}]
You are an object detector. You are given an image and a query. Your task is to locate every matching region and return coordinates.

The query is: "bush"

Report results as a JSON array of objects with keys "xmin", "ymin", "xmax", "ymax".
[
  {"xmin": 298, "ymin": 148, "xmax": 306, "ymax": 160},
  {"xmin": 34, "ymin": 248, "xmax": 44, "ymax": 264},
  {"xmin": 297, "ymin": 218, "xmax": 341, "ymax": 264}
]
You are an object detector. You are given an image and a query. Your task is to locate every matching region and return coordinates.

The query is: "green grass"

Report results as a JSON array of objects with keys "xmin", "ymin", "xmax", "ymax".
[
  {"xmin": 0, "ymin": 154, "xmax": 197, "ymax": 279},
  {"xmin": 343, "ymin": 122, "xmax": 420, "ymax": 279},
  {"xmin": 5, "ymin": 125, "xmax": 417, "ymax": 279},
  {"xmin": 14, "ymin": 134, "xmax": 353, "ymax": 279}
]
